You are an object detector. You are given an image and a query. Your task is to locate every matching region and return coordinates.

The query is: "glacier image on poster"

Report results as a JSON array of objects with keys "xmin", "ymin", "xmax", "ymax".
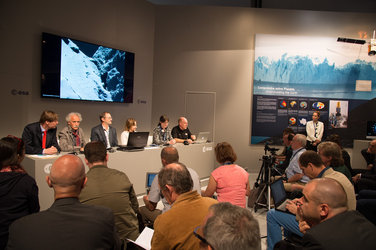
[{"xmin": 253, "ymin": 34, "xmax": 376, "ymax": 100}]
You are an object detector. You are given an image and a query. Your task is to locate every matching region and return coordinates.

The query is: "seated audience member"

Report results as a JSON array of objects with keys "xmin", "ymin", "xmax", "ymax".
[
  {"xmin": 198, "ymin": 202, "xmax": 261, "ymax": 250},
  {"xmin": 362, "ymin": 146, "xmax": 376, "ymax": 170},
  {"xmin": 353, "ymin": 140, "xmax": 376, "ymax": 190},
  {"xmin": 90, "ymin": 112, "xmax": 118, "ymax": 149},
  {"xmin": 0, "ymin": 136, "xmax": 39, "ymax": 250},
  {"xmin": 267, "ymin": 150, "xmax": 356, "ymax": 250},
  {"xmin": 139, "ymin": 147, "xmax": 200, "ymax": 227},
  {"xmin": 6, "ymin": 155, "xmax": 120, "ymax": 250},
  {"xmin": 353, "ymin": 140, "xmax": 376, "ymax": 192},
  {"xmin": 151, "ymin": 162, "xmax": 217, "ymax": 249},
  {"xmin": 305, "ymin": 111, "xmax": 324, "ymax": 152},
  {"xmin": 274, "ymin": 129, "xmax": 295, "ymax": 175},
  {"xmin": 152, "ymin": 115, "xmax": 176, "ymax": 145},
  {"xmin": 276, "ymin": 178, "xmax": 375, "ymax": 250},
  {"xmin": 171, "ymin": 117, "xmax": 196, "ymax": 144},
  {"xmin": 357, "ymin": 189, "xmax": 376, "ymax": 225},
  {"xmin": 318, "ymin": 141, "xmax": 352, "ymax": 182},
  {"xmin": 283, "ymin": 134, "xmax": 310, "ymax": 190},
  {"xmin": 120, "ymin": 118, "xmax": 137, "ymax": 145},
  {"xmin": 58, "ymin": 112, "xmax": 86, "ymax": 152},
  {"xmin": 22, "ymin": 110, "xmax": 60, "ymax": 154},
  {"xmin": 79, "ymin": 141, "xmax": 140, "ymax": 241},
  {"xmin": 202, "ymin": 142, "xmax": 250, "ymax": 208},
  {"xmin": 325, "ymin": 133, "xmax": 353, "ymax": 176}
]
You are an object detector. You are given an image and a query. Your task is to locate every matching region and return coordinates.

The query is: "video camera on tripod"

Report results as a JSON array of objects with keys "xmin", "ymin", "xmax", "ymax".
[
  {"xmin": 252, "ymin": 142, "xmax": 280, "ymax": 211},
  {"xmin": 264, "ymin": 142, "xmax": 279, "ymax": 156}
]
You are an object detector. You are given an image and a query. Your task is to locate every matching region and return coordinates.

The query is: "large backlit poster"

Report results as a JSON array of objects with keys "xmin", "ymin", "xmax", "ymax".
[{"xmin": 252, "ymin": 34, "xmax": 376, "ymax": 146}]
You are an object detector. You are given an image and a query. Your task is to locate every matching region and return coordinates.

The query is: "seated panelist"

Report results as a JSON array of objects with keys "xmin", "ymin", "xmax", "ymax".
[
  {"xmin": 58, "ymin": 112, "xmax": 86, "ymax": 152},
  {"xmin": 152, "ymin": 115, "xmax": 176, "ymax": 145},
  {"xmin": 171, "ymin": 117, "xmax": 196, "ymax": 144},
  {"xmin": 22, "ymin": 110, "xmax": 60, "ymax": 155},
  {"xmin": 120, "ymin": 118, "xmax": 137, "ymax": 145},
  {"xmin": 90, "ymin": 112, "xmax": 118, "ymax": 149}
]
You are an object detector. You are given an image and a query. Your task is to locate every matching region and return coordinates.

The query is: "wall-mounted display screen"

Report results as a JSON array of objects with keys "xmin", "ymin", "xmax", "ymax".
[
  {"xmin": 367, "ymin": 121, "xmax": 376, "ymax": 139},
  {"xmin": 41, "ymin": 32, "xmax": 134, "ymax": 103}
]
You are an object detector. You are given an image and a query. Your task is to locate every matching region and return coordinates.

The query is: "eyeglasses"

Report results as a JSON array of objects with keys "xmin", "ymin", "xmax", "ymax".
[{"xmin": 193, "ymin": 226, "xmax": 214, "ymax": 249}]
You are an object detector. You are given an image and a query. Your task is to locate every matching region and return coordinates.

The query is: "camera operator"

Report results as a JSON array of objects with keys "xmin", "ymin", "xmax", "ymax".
[{"xmin": 274, "ymin": 132, "xmax": 295, "ymax": 175}]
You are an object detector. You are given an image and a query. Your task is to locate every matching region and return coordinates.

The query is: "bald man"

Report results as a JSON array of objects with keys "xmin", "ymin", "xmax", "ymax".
[
  {"xmin": 7, "ymin": 155, "xmax": 120, "ymax": 250},
  {"xmin": 277, "ymin": 178, "xmax": 376, "ymax": 250},
  {"xmin": 171, "ymin": 117, "xmax": 196, "ymax": 144}
]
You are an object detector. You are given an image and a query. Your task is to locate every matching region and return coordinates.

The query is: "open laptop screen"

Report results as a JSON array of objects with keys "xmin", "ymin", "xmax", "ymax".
[
  {"xmin": 270, "ymin": 179, "xmax": 287, "ymax": 205},
  {"xmin": 146, "ymin": 172, "xmax": 158, "ymax": 188}
]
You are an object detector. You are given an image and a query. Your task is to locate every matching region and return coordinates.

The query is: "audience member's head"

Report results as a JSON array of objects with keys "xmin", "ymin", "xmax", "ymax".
[
  {"xmin": 47, "ymin": 154, "xmax": 86, "ymax": 199},
  {"xmin": 298, "ymin": 178, "xmax": 347, "ymax": 227},
  {"xmin": 66, "ymin": 112, "xmax": 82, "ymax": 131},
  {"xmin": 99, "ymin": 112, "xmax": 112, "ymax": 125},
  {"xmin": 199, "ymin": 202, "xmax": 261, "ymax": 250},
  {"xmin": 158, "ymin": 162, "xmax": 193, "ymax": 204},
  {"xmin": 124, "ymin": 118, "xmax": 137, "ymax": 132},
  {"xmin": 161, "ymin": 146, "xmax": 179, "ymax": 166},
  {"xmin": 282, "ymin": 127, "xmax": 294, "ymax": 136},
  {"xmin": 84, "ymin": 141, "xmax": 107, "ymax": 165},
  {"xmin": 178, "ymin": 117, "xmax": 188, "ymax": 130},
  {"xmin": 367, "ymin": 139, "xmax": 376, "ymax": 154},
  {"xmin": 282, "ymin": 132, "xmax": 294, "ymax": 147},
  {"xmin": 317, "ymin": 141, "xmax": 344, "ymax": 167},
  {"xmin": 325, "ymin": 134, "xmax": 343, "ymax": 149},
  {"xmin": 298, "ymin": 150, "xmax": 325, "ymax": 178},
  {"xmin": 39, "ymin": 110, "xmax": 59, "ymax": 129},
  {"xmin": 215, "ymin": 142, "xmax": 237, "ymax": 164},
  {"xmin": 291, "ymin": 134, "xmax": 307, "ymax": 150},
  {"xmin": 0, "ymin": 137, "xmax": 17, "ymax": 168}
]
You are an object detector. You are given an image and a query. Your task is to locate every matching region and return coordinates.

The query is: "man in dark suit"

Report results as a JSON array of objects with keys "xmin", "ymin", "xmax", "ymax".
[
  {"xmin": 90, "ymin": 112, "xmax": 118, "ymax": 149},
  {"xmin": 6, "ymin": 154, "xmax": 121, "ymax": 250},
  {"xmin": 296, "ymin": 178, "xmax": 375, "ymax": 250},
  {"xmin": 22, "ymin": 110, "xmax": 60, "ymax": 154}
]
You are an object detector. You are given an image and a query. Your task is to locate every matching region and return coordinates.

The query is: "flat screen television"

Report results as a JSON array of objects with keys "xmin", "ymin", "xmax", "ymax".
[
  {"xmin": 366, "ymin": 121, "xmax": 376, "ymax": 139},
  {"xmin": 41, "ymin": 32, "xmax": 134, "ymax": 103}
]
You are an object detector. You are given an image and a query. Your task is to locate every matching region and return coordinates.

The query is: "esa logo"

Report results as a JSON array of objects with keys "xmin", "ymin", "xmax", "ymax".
[{"xmin": 11, "ymin": 89, "xmax": 29, "ymax": 95}]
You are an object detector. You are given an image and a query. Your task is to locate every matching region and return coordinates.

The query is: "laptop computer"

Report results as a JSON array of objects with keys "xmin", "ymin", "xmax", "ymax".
[
  {"xmin": 118, "ymin": 132, "xmax": 149, "ymax": 151},
  {"xmin": 270, "ymin": 179, "xmax": 292, "ymax": 214},
  {"xmin": 194, "ymin": 132, "xmax": 210, "ymax": 144},
  {"xmin": 146, "ymin": 172, "xmax": 158, "ymax": 193}
]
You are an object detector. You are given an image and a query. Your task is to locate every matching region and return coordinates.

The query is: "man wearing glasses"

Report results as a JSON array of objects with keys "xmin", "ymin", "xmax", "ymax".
[{"xmin": 151, "ymin": 162, "xmax": 216, "ymax": 249}]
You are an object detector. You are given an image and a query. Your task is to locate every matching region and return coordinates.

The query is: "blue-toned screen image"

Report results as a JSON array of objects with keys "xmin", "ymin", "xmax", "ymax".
[{"xmin": 60, "ymin": 38, "xmax": 126, "ymax": 102}]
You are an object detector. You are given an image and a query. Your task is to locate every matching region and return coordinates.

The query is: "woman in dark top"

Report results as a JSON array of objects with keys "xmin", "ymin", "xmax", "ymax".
[
  {"xmin": 325, "ymin": 134, "xmax": 354, "ymax": 176},
  {"xmin": 0, "ymin": 136, "xmax": 40, "ymax": 250}
]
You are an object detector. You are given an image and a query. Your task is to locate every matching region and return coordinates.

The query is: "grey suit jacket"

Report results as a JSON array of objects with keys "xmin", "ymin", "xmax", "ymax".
[
  {"xmin": 58, "ymin": 126, "xmax": 87, "ymax": 152},
  {"xmin": 90, "ymin": 124, "xmax": 118, "ymax": 148},
  {"xmin": 7, "ymin": 197, "xmax": 121, "ymax": 250}
]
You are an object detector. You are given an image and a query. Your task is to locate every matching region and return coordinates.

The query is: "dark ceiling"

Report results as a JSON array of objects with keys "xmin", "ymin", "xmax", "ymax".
[{"xmin": 147, "ymin": 0, "xmax": 376, "ymax": 13}]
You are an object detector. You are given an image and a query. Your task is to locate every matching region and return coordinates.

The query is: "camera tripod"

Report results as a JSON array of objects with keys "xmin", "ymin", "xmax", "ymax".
[{"xmin": 253, "ymin": 145, "xmax": 279, "ymax": 212}]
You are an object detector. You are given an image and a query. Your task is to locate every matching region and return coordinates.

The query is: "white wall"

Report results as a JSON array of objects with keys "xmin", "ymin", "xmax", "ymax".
[
  {"xmin": 151, "ymin": 5, "xmax": 376, "ymax": 171},
  {"xmin": 0, "ymin": 0, "xmax": 155, "ymax": 140}
]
